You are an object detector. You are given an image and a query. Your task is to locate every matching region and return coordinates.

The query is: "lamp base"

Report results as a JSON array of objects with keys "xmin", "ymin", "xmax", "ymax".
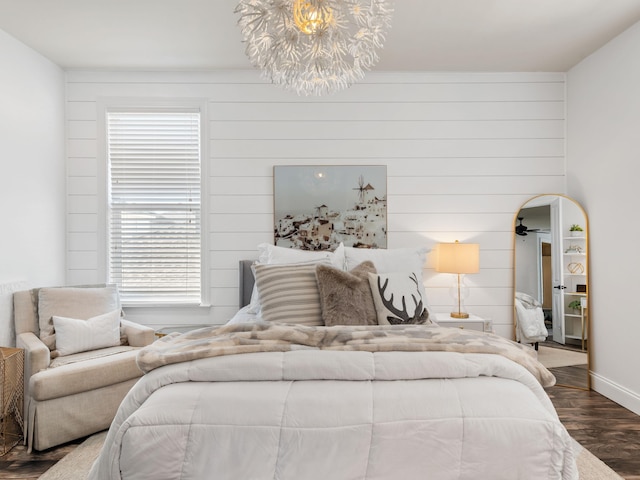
[{"xmin": 450, "ymin": 312, "xmax": 469, "ymax": 319}]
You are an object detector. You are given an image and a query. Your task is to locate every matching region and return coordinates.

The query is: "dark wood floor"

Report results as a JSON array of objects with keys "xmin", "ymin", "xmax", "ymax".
[
  {"xmin": 553, "ymin": 363, "xmax": 589, "ymax": 390},
  {"xmin": 2, "ymin": 376, "xmax": 639, "ymax": 479},
  {"xmin": 0, "ymin": 436, "xmax": 83, "ymax": 479},
  {"xmin": 548, "ymin": 366, "xmax": 640, "ymax": 480}
]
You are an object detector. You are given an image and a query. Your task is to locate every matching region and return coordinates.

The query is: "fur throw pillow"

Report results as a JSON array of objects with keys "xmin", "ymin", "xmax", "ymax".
[{"xmin": 315, "ymin": 261, "xmax": 378, "ymax": 327}]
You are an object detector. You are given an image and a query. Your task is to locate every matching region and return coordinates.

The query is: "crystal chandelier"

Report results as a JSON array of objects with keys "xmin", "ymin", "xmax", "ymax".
[{"xmin": 235, "ymin": 0, "xmax": 394, "ymax": 96}]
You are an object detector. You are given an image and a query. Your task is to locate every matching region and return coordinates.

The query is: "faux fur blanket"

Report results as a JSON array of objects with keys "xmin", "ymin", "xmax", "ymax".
[{"xmin": 138, "ymin": 323, "xmax": 555, "ymax": 387}]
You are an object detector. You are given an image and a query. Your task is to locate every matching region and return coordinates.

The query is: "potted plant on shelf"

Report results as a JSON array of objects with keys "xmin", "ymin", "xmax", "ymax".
[
  {"xmin": 569, "ymin": 224, "xmax": 583, "ymax": 237},
  {"xmin": 568, "ymin": 299, "xmax": 582, "ymax": 313}
]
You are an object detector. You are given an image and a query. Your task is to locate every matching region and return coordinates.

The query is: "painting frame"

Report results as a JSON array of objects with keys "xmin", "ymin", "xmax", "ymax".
[{"xmin": 273, "ymin": 165, "xmax": 387, "ymax": 251}]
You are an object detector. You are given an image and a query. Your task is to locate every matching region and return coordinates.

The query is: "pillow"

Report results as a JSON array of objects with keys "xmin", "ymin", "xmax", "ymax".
[
  {"xmin": 344, "ymin": 246, "xmax": 430, "ymax": 312},
  {"xmin": 253, "ymin": 261, "xmax": 328, "ymax": 326},
  {"xmin": 315, "ymin": 261, "xmax": 378, "ymax": 327},
  {"xmin": 258, "ymin": 242, "xmax": 345, "ymax": 268},
  {"xmin": 344, "ymin": 246, "xmax": 427, "ymax": 273},
  {"xmin": 246, "ymin": 243, "xmax": 345, "ymax": 314},
  {"xmin": 38, "ymin": 286, "xmax": 121, "ymax": 352},
  {"xmin": 52, "ymin": 309, "xmax": 121, "ymax": 356},
  {"xmin": 368, "ymin": 272, "xmax": 430, "ymax": 325}
]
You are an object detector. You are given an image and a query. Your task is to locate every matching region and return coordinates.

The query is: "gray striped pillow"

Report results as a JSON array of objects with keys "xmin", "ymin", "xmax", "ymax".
[{"xmin": 253, "ymin": 262, "xmax": 326, "ymax": 326}]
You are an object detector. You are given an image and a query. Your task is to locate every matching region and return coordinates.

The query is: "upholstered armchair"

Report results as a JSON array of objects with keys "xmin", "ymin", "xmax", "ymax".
[{"xmin": 13, "ymin": 285, "xmax": 155, "ymax": 452}]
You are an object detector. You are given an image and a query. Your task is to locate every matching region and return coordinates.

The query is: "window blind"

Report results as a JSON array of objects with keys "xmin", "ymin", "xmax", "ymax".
[{"xmin": 107, "ymin": 110, "xmax": 202, "ymax": 304}]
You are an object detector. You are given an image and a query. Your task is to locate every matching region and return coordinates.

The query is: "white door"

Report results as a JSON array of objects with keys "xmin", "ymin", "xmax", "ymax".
[{"xmin": 550, "ymin": 197, "xmax": 565, "ymax": 344}]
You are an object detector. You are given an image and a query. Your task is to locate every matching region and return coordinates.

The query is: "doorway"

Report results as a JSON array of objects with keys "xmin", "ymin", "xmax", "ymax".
[{"xmin": 540, "ymin": 240, "xmax": 552, "ymax": 334}]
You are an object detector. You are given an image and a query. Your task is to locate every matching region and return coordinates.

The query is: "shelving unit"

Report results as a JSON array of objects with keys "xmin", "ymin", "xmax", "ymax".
[{"xmin": 562, "ymin": 235, "xmax": 587, "ymax": 349}]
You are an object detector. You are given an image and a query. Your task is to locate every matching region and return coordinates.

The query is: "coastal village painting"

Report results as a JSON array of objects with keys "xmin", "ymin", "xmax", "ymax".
[{"xmin": 274, "ymin": 166, "xmax": 387, "ymax": 251}]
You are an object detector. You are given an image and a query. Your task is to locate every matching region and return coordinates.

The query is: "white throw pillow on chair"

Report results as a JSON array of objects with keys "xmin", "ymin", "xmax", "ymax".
[{"xmin": 52, "ymin": 309, "xmax": 121, "ymax": 356}]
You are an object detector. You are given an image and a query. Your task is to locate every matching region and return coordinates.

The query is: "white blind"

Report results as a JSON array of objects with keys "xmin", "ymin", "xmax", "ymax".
[{"xmin": 107, "ymin": 110, "xmax": 202, "ymax": 304}]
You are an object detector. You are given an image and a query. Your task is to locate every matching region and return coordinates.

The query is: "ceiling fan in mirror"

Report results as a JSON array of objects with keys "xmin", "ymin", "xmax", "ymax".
[
  {"xmin": 516, "ymin": 217, "xmax": 538, "ymax": 237},
  {"xmin": 515, "ymin": 217, "xmax": 541, "ymax": 236}
]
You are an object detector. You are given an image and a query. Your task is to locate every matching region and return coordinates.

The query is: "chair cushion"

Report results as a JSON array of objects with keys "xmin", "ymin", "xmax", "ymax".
[
  {"xmin": 30, "ymin": 347, "xmax": 141, "ymax": 401},
  {"xmin": 38, "ymin": 286, "xmax": 120, "ymax": 354}
]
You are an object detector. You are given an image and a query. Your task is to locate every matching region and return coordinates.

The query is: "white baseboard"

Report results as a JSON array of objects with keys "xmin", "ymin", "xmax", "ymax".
[{"xmin": 591, "ymin": 372, "xmax": 640, "ymax": 416}]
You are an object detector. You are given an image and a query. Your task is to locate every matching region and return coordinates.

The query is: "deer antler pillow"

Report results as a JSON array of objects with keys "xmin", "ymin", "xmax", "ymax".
[{"xmin": 368, "ymin": 272, "xmax": 430, "ymax": 325}]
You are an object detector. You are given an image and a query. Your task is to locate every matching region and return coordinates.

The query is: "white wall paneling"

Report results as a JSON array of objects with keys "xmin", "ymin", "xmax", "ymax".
[{"xmin": 66, "ymin": 70, "xmax": 565, "ymax": 331}]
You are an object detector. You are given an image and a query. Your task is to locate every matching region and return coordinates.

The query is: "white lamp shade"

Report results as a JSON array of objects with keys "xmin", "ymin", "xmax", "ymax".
[{"xmin": 436, "ymin": 242, "xmax": 480, "ymax": 274}]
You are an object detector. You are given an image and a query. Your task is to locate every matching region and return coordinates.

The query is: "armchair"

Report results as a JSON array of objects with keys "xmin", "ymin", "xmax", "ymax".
[
  {"xmin": 13, "ymin": 285, "xmax": 155, "ymax": 452},
  {"xmin": 514, "ymin": 291, "xmax": 548, "ymax": 349}
]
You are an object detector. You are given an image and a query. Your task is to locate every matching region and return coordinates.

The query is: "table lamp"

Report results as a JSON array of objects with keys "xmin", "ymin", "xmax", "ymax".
[{"xmin": 436, "ymin": 240, "xmax": 480, "ymax": 318}]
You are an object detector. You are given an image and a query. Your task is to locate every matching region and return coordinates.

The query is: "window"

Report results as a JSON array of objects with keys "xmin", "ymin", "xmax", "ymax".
[{"xmin": 106, "ymin": 109, "xmax": 202, "ymax": 304}]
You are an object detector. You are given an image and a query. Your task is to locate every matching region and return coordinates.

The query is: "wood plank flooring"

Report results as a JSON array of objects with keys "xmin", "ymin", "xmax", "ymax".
[
  {"xmin": 553, "ymin": 363, "xmax": 589, "ymax": 390},
  {"xmin": 548, "ymin": 367, "xmax": 640, "ymax": 480},
  {"xmin": 0, "ymin": 437, "xmax": 82, "ymax": 479},
  {"xmin": 1, "ymin": 379, "xmax": 639, "ymax": 479}
]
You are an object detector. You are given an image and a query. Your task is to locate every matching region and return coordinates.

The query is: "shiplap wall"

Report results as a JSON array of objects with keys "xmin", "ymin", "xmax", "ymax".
[{"xmin": 66, "ymin": 70, "xmax": 565, "ymax": 337}]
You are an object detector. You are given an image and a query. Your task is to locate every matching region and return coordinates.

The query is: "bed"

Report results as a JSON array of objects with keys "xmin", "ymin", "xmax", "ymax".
[{"xmin": 89, "ymin": 245, "xmax": 578, "ymax": 480}]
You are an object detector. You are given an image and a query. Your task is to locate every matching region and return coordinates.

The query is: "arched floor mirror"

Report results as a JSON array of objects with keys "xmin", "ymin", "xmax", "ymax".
[{"xmin": 514, "ymin": 194, "xmax": 590, "ymax": 390}]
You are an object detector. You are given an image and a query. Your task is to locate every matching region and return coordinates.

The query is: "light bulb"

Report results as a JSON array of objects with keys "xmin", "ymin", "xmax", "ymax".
[{"xmin": 293, "ymin": 0, "xmax": 333, "ymax": 34}]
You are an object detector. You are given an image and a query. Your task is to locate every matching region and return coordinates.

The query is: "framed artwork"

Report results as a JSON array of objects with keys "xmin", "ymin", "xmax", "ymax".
[{"xmin": 274, "ymin": 165, "xmax": 387, "ymax": 251}]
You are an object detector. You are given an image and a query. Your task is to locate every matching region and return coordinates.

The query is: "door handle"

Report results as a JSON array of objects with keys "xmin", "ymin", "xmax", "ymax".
[{"xmin": 553, "ymin": 285, "xmax": 567, "ymax": 290}]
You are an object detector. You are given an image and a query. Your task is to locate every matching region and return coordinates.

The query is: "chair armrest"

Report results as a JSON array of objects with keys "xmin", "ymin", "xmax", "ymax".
[
  {"xmin": 16, "ymin": 332, "xmax": 51, "ymax": 378},
  {"xmin": 120, "ymin": 318, "xmax": 156, "ymax": 347}
]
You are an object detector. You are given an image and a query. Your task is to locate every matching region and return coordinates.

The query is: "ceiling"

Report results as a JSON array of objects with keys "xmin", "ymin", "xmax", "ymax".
[{"xmin": 1, "ymin": 0, "xmax": 640, "ymax": 72}]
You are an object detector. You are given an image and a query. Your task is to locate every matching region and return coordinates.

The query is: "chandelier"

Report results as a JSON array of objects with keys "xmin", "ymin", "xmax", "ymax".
[{"xmin": 235, "ymin": 0, "xmax": 394, "ymax": 96}]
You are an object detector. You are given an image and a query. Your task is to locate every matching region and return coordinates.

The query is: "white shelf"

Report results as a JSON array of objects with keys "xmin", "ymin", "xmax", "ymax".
[{"xmin": 562, "ymin": 230, "xmax": 587, "ymax": 349}]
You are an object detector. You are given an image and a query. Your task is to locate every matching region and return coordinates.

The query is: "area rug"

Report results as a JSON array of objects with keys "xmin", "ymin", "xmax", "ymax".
[
  {"xmin": 39, "ymin": 431, "xmax": 622, "ymax": 479},
  {"xmin": 38, "ymin": 431, "xmax": 106, "ymax": 480},
  {"xmin": 571, "ymin": 438, "xmax": 624, "ymax": 480},
  {"xmin": 538, "ymin": 345, "xmax": 588, "ymax": 368}
]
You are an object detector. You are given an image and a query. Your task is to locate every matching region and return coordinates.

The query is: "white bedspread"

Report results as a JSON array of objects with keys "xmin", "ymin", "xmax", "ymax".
[{"xmin": 89, "ymin": 348, "xmax": 577, "ymax": 480}]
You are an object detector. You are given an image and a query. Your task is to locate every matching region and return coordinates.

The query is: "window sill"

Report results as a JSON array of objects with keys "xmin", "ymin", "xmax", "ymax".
[{"xmin": 122, "ymin": 303, "xmax": 212, "ymax": 309}]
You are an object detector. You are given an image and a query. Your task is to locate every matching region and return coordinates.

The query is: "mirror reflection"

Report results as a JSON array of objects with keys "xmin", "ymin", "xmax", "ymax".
[{"xmin": 514, "ymin": 195, "xmax": 589, "ymax": 390}]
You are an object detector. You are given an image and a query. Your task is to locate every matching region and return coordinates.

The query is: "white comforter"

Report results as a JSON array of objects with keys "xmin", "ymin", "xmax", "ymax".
[{"xmin": 90, "ymin": 347, "xmax": 577, "ymax": 479}]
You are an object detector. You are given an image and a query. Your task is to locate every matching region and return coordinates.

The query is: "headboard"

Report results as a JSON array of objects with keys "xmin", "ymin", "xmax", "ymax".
[{"xmin": 239, "ymin": 260, "xmax": 255, "ymax": 309}]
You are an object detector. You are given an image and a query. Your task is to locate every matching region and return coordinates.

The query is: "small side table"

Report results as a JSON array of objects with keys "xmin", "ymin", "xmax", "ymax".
[
  {"xmin": 432, "ymin": 312, "xmax": 493, "ymax": 333},
  {"xmin": 1, "ymin": 347, "xmax": 24, "ymax": 456}
]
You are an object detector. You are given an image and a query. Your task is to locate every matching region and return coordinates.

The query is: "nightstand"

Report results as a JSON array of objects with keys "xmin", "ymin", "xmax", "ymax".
[{"xmin": 432, "ymin": 312, "xmax": 492, "ymax": 333}]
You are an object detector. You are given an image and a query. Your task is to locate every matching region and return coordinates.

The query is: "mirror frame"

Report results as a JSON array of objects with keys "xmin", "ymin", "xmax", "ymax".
[{"xmin": 513, "ymin": 194, "xmax": 591, "ymax": 390}]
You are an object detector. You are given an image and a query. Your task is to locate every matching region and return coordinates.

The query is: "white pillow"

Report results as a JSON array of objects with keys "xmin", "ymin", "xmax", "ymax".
[
  {"xmin": 344, "ymin": 246, "xmax": 430, "ymax": 311},
  {"xmin": 52, "ymin": 309, "xmax": 121, "ymax": 356},
  {"xmin": 257, "ymin": 242, "xmax": 345, "ymax": 268},
  {"xmin": 344, "ymin": 246, "xmax": 427, "ymax": 272},
  {"xmin": 368, "ymin": 272, "xmax": 430, "ymax": 325},
  {"xmin": 246, "ymin": 243, "xmax": 345, "ymax": 313}
]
